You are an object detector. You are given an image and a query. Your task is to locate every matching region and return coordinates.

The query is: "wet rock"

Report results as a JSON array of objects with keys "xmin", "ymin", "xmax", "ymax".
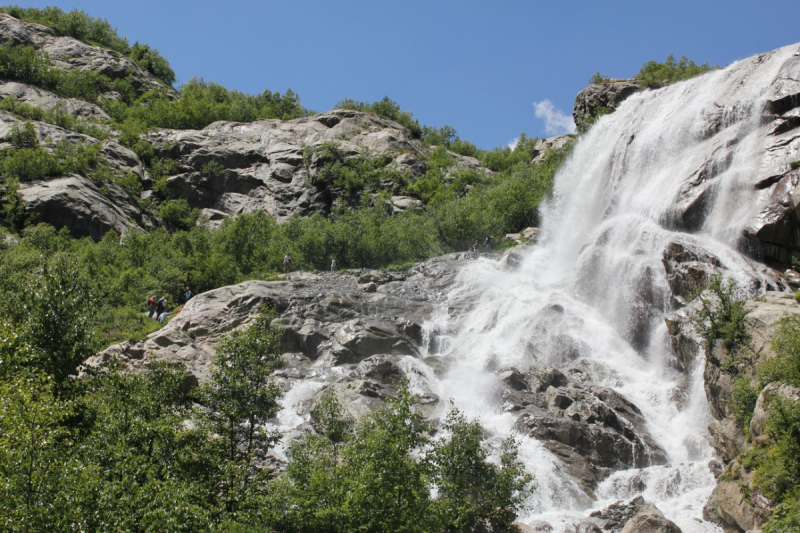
[
  {"xmin": 620, "ymin": 503, "xmax": 681, "ymax": 533},
  {"xmin": 704, "ymin": 477, "xmax": 757, "ymax": 533},
  {"xmin": 709, "ymin": 418, "xmax": 746, "ymax": 464},
  {"xmin": 515, "ymin": 375, "xmax": 668, "ymax": 494}
]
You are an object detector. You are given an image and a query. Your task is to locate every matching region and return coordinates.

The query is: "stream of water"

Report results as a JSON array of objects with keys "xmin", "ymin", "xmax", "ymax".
[{"xmin": 412, "ymin": 46, "xmax": 798, "ymax": 531}]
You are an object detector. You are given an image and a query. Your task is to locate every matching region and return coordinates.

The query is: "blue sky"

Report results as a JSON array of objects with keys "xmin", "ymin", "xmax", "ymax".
[{"xmin": 11, "ymin": 0, "xmax": 800, "ymax": 148}]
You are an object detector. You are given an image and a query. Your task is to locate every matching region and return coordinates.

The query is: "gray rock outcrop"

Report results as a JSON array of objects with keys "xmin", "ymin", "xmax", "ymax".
[
  {"xmin": 0, "ymin": 13, "xmax": 173, "ymax": 98},
  {"xmin": 0, "ymin": 112, "xmax": 153, "ymax": 238},
  {"xmin": 0, "ymin": 81, "xmax": 110, "ymax": 120},
  {"xmin": 145, "ymin": 109, "xmax": 488, "ymax": 220},
  {"xmin": 573, "ymin": 79, "xmax": 643, "ymax": 132},
  {"xmin": 508, "ymin": 363, "xmax": 668, "ymax": 495}
]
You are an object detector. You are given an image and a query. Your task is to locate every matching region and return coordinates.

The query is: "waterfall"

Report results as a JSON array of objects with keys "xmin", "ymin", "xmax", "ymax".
[{"xmin": 416, "ymin": 45, "xmax": 800, "ymax": 532}]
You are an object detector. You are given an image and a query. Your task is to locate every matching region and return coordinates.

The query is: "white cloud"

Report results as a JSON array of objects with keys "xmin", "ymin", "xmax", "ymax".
[
  {"xmin": 533, "ymin": 100, "xmax": 577, "ymax": 136},
  {"xmin": 507, "ymin": 136, "xmax": 519, "ymax": 150}
]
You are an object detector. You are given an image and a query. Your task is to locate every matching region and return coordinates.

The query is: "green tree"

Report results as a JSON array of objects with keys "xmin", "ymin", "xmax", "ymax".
[
  {"xmin": 198, "ymin": 308, "xmax": 284, "ymax": 521},
  {"xmin": 432, "ymin": 409, "xmax": 533, "ymax": 532},
  {"xmin": 14, "ymin": 255, "xmax": 95, "ymax": 397}
]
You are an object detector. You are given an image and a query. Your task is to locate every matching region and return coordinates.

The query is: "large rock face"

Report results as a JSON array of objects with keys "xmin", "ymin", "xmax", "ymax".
[
  {"xmin": 0, "ymin": 13, "xmax": 173, "ymax": 98},
  {"xmin": 145, "ymin": 109, "xmax": 487, "ymax": 220},
  {"xmin": 0, "ymin": 112, "xmax": 154, "ymax": 238},
  {"xmin": 573, "ymin": 79, "xmax": 643, "ymax": 132}
]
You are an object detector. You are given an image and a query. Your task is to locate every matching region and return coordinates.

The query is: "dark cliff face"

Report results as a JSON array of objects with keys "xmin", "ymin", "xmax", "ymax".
[{"xmin": 572, "ymin": 79, "xmax": 643, "ymax": 133}]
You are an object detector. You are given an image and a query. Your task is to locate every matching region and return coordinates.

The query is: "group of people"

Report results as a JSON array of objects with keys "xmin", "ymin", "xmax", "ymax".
[
  {"xmin": 467, "ymin": 236, "xmax": 492, "ymax": 255},
  {"xmin": 283, "ymin": 252, "xmax": 339, "ymax": 273},
  {"xmin": 147, "ymin": 287, "xmax": 193, "ymax": 324}
]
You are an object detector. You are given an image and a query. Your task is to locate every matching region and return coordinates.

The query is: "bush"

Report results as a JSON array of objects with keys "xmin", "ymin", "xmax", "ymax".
[
  {"xmin": 130, "ymin": 42, "xmax": 176, "ymax": 85},
  {"xmin": 692, "ymin": 276, "xmax": 749, "ymax": 354},
  {"xmin": 635, "ymin": 54, "xmax": 717, "ymax": 89},
  {"xmin": 271, "ymin": 390, "xmax": 532, "ymax": 532},
  {"xmin": 157, "ymin": 199, "xmax": 200, "ymax": 230},
  {"xmin": 335, "ymin": 96, "xmax": 421, "ymax": 138}
]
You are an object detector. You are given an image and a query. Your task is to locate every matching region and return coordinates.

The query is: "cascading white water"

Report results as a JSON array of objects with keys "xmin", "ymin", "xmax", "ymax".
[{"xmin": 413, "ymin": 46, "xmax": 800, "ymax": 532}]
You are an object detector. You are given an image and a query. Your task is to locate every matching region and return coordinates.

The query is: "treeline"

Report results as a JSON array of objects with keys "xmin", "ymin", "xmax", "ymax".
[{"xmin": 0, "ymin": 274, "xmax": 532, "ymax": 531}]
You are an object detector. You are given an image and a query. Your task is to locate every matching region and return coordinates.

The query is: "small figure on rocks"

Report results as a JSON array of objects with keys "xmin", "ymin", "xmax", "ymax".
[
  {"xmin": 331, "ymin": 257, "xmax": 338, "ymax": 272},
  {"xmin": 184, "ymin": 286, "xmax": 192, "ymax": 302},
  {"xmin": 483, "ymin": 236, "xmax": 492, "ymax": 252},
  {"xmin": 155, "ymin": 296, "xmax": 166, "ymax": 319},
  {"xmin": 283, "ymin": 252, "xmax": 293, "ymax": 273},
  {"xmin": 147, "ymin": 295, "xmax": 157, "ymax": 318},
  {"xmin": 158, "ymin": 310, "xmax": 169, "ymax": 324},
  {"xmin": 473, "ymin": 239, "xmax": 481, "ymax": 253}
]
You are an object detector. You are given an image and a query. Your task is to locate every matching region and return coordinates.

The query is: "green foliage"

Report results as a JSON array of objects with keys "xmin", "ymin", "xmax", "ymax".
[
  {"xmin": 13, "ymin": 255, "xmax": 95, "ymax": 396},
  {"xmin": 272, "ymin": 390, "xmax": 532, "ymax": 532},
  {"xmin": 759, "ymin": 314, "xmax": 800, "ymax": 388},
  {"xmin": 157, "ymin": 198, "xmax": 201, "ymax": 230},
  {"xmin": 692, "ymin": 276, "xmax": 749, "ymax": 355},
  {"xmin": 130, "ymin": 42, "xmax": 176, "ymax": 85},
  {"xmin": 336, "ymin": 96, "xmax": 421, "ymax": 138},
  {"xmin": 116, "ymin": 79, "xmax": 308, "ymax": 131},
  {"xmin": 1, "ymin": 177, "xmax": 26, "ymax": 228},
  {"xmin": 198, "ymin": 309, "xmax": 283, "ymax": 519},
  {"xmin": 589, "ymin": 71, "xmax": 610, "ymax": 84},
  {"xmin": 0, "ymin": 6, "xmax": 177, "ymax": 85},
  {"xmin": 306, "ymin": 141, "xmax": 406, "ymax": 204},
  {"xmin": 752, "ymin": 397, "xmax": 800, "ymax": 500},
  {"xmin": 479, "ymin": 133, "xmax": 540, "ymax": 172},
  {"xmin": 201, "ymin": 160, "xmax": 225, "ymax": 177},
  {"xmin": 790, "ymin": 161, "xmax": 800, "ymax": 171},
  {"xmin": 576, "ymin": 106, "xmax": 612, "ymax": 134},
  {"xmin": 0, "ymin": 43, "xmax": 110, "ymax": 102},
  {"xmin": 635, "ymin": 54, "xmax": 717, "ymax": 89},
  {"xmin": 731, "ymin": 377, "xmax": 759, "ymax": 432},
  {"xmin": 0, "ymin": 97, "xmax": 111, "ymax": 139},
  {"xmin": 8, "ymin": 121, "xmax": 38, "ymax": 148},
  {"xmin": 0, "ymin": 372, "xmax": 84, "ymax": 531},
  {"xmin": 0, "ymin": 5, "xmax": 130, "ymax": 54},
  {"xmin": 739, "ymin": 313, "xmax": 800, "ymax": 531},
  {"xmin": 432, "ymin": 409, "xmax": 533, "ymax": 531},
  {"xmin": 764, "ymin": 499, "xmax": 800, "ymax": 533},
  {"xmin": 420, "ymin": 124, "xmax": 480, "ymax": 157}
]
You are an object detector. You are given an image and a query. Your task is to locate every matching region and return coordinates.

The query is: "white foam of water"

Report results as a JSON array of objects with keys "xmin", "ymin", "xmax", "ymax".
[{"xmin": 417, "ymin": 45, "xmax": 800, "ymax": 531}]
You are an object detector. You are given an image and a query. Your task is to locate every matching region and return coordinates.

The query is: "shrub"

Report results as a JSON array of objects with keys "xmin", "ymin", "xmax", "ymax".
[
  {"xmin": 130, "ymin": 42, "xmax": 176, "ymax": 85},
  {"xmin": 731, "ymin": 377, "xmax": 759, "ymax": 432},
  {"xmin": 272, "ymin": 389, "xmax": 532, "ymax": 532},
  {"xmin": 8, "ymin": 121, "xmax": 38, "ymax": 148},
  {"xmin": 335, "ymin": 96, "xmax": 421, "ymax": 138},
  {"xmin": 692, "ymin": 276, "xmax": 749, "ymax": 354},
  {"xmin": 635, "ymin": 54, "xmax": 717, "ymax": 89},
  {"xmin": 157, "ymin": 199, "xmax": 200, "ymax": 230}
]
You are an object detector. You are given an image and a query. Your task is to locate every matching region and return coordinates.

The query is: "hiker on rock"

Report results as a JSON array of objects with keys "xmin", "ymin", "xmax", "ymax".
[
  {"xmin": 147, "ymin": 295, "xmax": 157, "ymax": 318},
  {"xmin": 331, "ymin": 257, "xmax": 337, "ymax": 272},
  {"xmin": 184, "ymin": 286, "xmax": 192, "ymax": 302},
  {"xmin": 156, "ymin": 296, "xmax": 166, "ymax": 318},
  {"xmin": 283, "ymin": 252, "xmax": 293, "ymax": 273}
]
